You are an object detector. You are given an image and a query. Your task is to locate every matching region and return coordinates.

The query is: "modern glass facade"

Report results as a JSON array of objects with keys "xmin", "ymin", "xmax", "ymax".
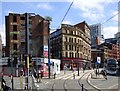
[{"xmin": 89, "ymin": 23, "xmax": 102, "ymax": 47}]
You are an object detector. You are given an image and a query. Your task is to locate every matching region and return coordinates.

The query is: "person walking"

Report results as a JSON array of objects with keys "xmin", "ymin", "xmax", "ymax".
[{"xmin": 101, "ymin": 69, "xmax": 107, "ymax": 80}]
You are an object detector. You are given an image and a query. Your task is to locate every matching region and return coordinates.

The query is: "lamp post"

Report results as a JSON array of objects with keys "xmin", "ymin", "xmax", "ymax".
[
  {"xmin": 77, "ymin": 45, "xmax": 79, "ymax": 76},
  {"xmin": 25, "ymin": 12, "xmax": 35, "ymax": 89},
  {"xmin": 48, "ymin": 37, "xmax": 51, "ymax": 78},
  {"xmin": 45, "ymin": 16, "xmax": 52, "ymax": 79}
]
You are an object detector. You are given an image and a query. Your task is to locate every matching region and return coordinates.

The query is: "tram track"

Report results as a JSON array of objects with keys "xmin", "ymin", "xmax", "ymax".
[
  {"xmin": 51, "ymin": 71, "xmax": 77, "ymax": 91},
  {"xmin": 45, "ymin": 70, "xmax": 101, "ymax": 91},
  {"xmin": 78, "ymin": 71, "xmax": 101, "ymax": 91}
]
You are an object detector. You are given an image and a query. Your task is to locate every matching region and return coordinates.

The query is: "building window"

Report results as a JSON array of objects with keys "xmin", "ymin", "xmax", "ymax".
[
  {"xmin": 70, "ymin": 31, "xmax": 73, "ymax": 35},
  {"xmin": 66, "ymin": 45, "xmax": 68, "ymax": 50},
  {"xmin": 74, "ymin": 38, "xmax": 76, "ymax": 43},
  {"xmin": 72, "ymin": 52, "xmax": 74, "ymax": 58},
  {"xmin": 75, "ymin": 53, "xmax": 77, "ymax": 58},
  {"xmin": 72, "ymin": 38, "xmax": 73, "ymax": 42},
  {"xmin": 69, "ymin": 37, "xmax": 71, "ymax": 42},
  {"xmin": 72, "ymin": 45, "xmax": 73, "ymax": 50},
  {"xmin": 65, "ymin": 37, "xmax": 67, "ymax": 42},
  {"xmin": 66, "ymin": 52, "xmax": 68, "ymax": 58},
  {"xmin": 20, "ymin": 16, "xmax": 25, "ymax": 20},
  {"xmin": 75, "ymin": 46, "xmax": 76, "ymax": 51},
  {"xmin": 70, "ymin": 52, "xmax": 71, "ymax": 58},
  {"xmin": 13, "ymin": 44, "xmax": 17, "ymax": 50},
  {"xmin": 13, "ymin": 15, "xmax": 17, "ymax": 22},
  {"xmin": 13, "ymin": 34, "xmax": 17, "ymax": 40},
  {"xmin": 66, "ymin": 30, "xmax": 67, "ymax": 33},
  {"xmin": 77, "ymin": 53, "xmax": 79, "ymax": 58},
  {"xmin": 69, "ymin": 45, "xmax": 71, "ymax": 50},
  {"xmin": 13, "ymin": 25, "xmax": 17, "ymax": 31}
]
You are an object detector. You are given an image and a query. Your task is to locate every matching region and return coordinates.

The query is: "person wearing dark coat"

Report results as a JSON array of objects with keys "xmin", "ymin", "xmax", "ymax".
[{"xmin": 2, "ymin": 78, "xmax": 11, "ymax": 91}]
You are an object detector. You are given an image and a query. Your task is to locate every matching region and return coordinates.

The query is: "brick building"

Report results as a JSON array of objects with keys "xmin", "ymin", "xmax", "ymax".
[
  {"xmin": 91, "ymin": 42, "xmax": 120, "ymax": 67},
  {"xmin": 0, "ymin": 34, "xmax": 2, "ymax": 58},
  {"xmin": 5, "ymin": 13, "xmax": 50, "ymax": 66}
]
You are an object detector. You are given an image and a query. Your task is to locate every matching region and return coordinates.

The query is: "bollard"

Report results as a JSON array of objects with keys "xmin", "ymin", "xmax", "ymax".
[
  {"xmin": 25, "ymin": 76, "xmax": 28, "ymax": 89},
  {"xmin": 11, "ymin": 76, "xmax": 14, "ymax": 90},
  {"xmin": 82, "ymin": 84, "xmax": 84, "ymax": 91},
  {"xmin": 54, "ymin": 73, "xmax": 56, "ymax": 79},
  {"xmin": 73, "ymin": 73, "xmax": 75, "ymax": 79},
  {"xmin": 20, "ymin": 76, "xmax": 23, "ymax": 89},
  {"xmin": 39, "ymin": 76, "xmax": 41, "ymax": 82}
]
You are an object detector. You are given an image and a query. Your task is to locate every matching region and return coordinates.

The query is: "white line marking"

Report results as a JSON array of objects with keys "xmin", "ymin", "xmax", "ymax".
[{"xmin": 108, "ymin": 84, "xmax": 118, "ymax": 89}]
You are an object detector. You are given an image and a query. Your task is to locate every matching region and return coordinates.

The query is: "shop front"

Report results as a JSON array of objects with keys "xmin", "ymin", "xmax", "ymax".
[{"xmin": 61, "ymin": 58, "xmax": 83, "ymax": 70}]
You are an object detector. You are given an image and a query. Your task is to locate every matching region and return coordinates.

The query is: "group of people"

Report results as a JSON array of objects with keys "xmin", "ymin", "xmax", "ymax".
[
  {"xmin": 95, "ymin": 69, "xmax": 107, "ymax": 80},
  {"xmin": 2, "ymin": 78, "xmax": 11, "ymax": 91}
]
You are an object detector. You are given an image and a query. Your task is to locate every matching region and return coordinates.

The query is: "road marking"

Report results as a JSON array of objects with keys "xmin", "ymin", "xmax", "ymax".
[
  {"xmin": 108, "ymin": 84, "xmax": 118, "ymax": 89},
  {"xmin": 88, "ymin": 72, "xmax": 101, "ymax": 90}
]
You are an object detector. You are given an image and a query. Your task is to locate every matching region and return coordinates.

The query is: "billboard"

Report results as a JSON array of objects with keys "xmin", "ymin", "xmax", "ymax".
[
  {"xmin": 44, "ymin": 51, "xmax": 48, "ymax": 57},
  {"xmin": 44, "ymin": 45, "xmax": 48, "ymax": 57}
]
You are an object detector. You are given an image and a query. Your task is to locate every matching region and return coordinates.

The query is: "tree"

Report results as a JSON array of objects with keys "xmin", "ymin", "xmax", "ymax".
[{"xmin": 44, "ymin": 16, "xmax": 52, "ymax": 22}]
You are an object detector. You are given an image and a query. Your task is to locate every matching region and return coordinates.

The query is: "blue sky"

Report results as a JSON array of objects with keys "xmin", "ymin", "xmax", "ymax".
[{"xmin": 0, "ymin": 0, "xmax": 120, "ymax": 45}]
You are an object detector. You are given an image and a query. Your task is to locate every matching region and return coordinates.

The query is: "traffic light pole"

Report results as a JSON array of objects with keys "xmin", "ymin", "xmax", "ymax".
[
  {"xmin": 78, "ymin": 62, "xmax": 79, "ymax": 76},
  {"xmin": 77, "ymin": 45, "xmax": 79, "ymax": 76},
  {"xmin": 10, "ymin": 58, "xmax": 14, "ymax": 90},
  {"xmin": 48, "ymin": 37, "xmax": 51, "ymax": 78},
  {"xmin": 25, "ymin": 13, "xmax": 29, "ymax": 90}
]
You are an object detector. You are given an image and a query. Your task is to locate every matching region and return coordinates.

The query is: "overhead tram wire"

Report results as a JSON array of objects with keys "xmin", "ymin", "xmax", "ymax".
[
  {"xmin": 58, "ymin": 0, "xmax": 74, "ymax": 29},
  {"xmin": 102, "ymin": 12, "xmax": 119, "ymax": 25}
]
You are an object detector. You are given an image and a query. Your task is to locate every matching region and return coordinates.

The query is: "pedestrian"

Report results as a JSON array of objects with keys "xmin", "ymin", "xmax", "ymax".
[
  {"xmin": 72, "ymin": 69, "xmax": 75, "ymax": 79},
  {"xmin": 2, "ymin": 78, "xmax": 6, "ymax": 88},
  {"xmin": 38, "ymin": 70, "xmax": 41, "ymax": 82},
  {"xmin": 54, "ymin": 72, "xmax": 56, "ymax": 79},
  {"xmin": 2, "ymin": 78, "xmax": 11, "ymax": 91},
  {"xmin": 95, "ymin": 69, "xmax": 98, "ymax": 77},
  {"xmin": 101, "ymin": 70, "xmax": 107, "ymax": 80},
  {"xmin": 83, "ymin": 66, "xmax": 85, "ymax": 73},
  {"xmin": 20, "ymin": 70, "xmax": 24, "ymax": 76},
  {"xmin": 34, "ymin": 69, "xmax": 37, "ymax": 78}
]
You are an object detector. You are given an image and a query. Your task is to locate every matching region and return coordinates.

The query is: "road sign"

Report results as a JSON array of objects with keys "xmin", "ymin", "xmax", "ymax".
[
  {"xmin": 0, "ymin": 58, "xmax": 9, "ymax": 65},
  {"xmin": 97, "ymin": 57, "xmax": 101, "ymax": 64}
]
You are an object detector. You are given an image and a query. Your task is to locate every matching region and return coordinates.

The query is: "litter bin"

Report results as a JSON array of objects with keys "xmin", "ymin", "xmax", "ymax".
[{"xmin": 24, "ymin": 76, "xmax": 28, "ymax": 89}]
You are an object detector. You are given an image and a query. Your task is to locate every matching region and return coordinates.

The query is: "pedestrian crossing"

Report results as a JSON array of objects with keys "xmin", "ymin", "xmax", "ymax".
[{"xmin": 55, "ymin": 71, "xmax": 91, "ymax": 80}]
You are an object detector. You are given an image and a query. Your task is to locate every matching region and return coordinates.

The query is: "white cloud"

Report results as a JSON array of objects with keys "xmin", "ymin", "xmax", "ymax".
[
  {"xmin": 103, "ymin": 26, "xmax": 118, "ymax": 39},
  {"xmin": 72, "ymin": 0, "xmax": 115, "ymax": 22},
  {"xmin": 80, "ymin": 10, "xmax": 104, "ymax": 21},
  {"xmin": 62, "ymin": 20, "xmax": 72, "ymax": 24},
  {"xmin": 0, "ymin": 24, "xmax": 5, "ymax": 46},
  {"xmin": 37, "ymin": 3, "xmax": 53, "ymax": 10}
]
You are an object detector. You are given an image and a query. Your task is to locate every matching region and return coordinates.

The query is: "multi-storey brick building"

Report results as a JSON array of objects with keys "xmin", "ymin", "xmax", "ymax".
[
  {"xmin": 91, "ymin": 42, "xmax": 120, "ymax": 67},
  {"xmin": 5, "ymin": 13, "xmax": 50, "ymax": 66},
  {"xmin": 91, "ymin": 46, "xmax": 109, "ymax": 67},
  {"xmin": 0, "ymin": 34, "xmax": 2, "ymax": 58},
  {"xmin": 50, "ymin": 21, "xmax": 91, "ymax": 69}
]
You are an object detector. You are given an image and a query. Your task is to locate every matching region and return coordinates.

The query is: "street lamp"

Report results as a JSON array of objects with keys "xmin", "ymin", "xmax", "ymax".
[
  {"xmin": 25, "ymin": 12, "xmax": 35, "ymax": 89},
  {"xmin": 48, "ymin": 36, "xmax": 51, "ymax": 78},
  {"xmin": 77, "ymin": 45, "xmax": 79, "ymax": 76}
]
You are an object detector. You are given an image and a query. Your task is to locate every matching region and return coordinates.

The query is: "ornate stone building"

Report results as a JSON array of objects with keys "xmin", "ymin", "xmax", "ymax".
[{"xmin": 50, "ymin": 21, "xmax": 91, "ymax": 69}]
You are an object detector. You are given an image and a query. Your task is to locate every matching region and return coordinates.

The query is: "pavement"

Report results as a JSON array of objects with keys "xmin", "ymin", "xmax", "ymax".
[{"xmin": 3, "ymin": 69, "xmax": 105, "ymax": 90}]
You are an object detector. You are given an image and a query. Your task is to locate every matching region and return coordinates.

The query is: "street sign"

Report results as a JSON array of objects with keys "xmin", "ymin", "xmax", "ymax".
[
  {"xmin": 44, "ymin": 45, "xmax": 48, "ymax": 51},
  {"xmin": 97, "ymin": 57, "xmax": 101, "ymax": 64},
  {"xmin": 0, "ymin": 58, "xmax": 9, "ymax": 65}
]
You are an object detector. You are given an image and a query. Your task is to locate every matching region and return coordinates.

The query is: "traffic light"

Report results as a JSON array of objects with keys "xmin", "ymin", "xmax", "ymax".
[
  {"xmin": 7, "ymin": 58, "xmax": 11, "ymax": 66},
  {"xmin": 29, "ymin": 55, "xmax": 32, "ymax": 63},
  {"xmin": 25, "ymin": 55, "xmax": 29, "ymax": 69}
]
